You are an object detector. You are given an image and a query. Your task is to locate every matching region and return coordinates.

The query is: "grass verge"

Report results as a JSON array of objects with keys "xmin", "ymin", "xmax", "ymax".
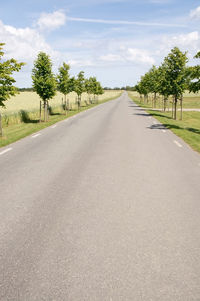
[
  {"xmin": 129, "ymin": 93, "xmax": 200, "ymax": 154},
  {"xmin": 0, "ymin": 94, "xmax": 121, "ymax": 148},
  {"xmin": 128, "ymin": 93, "xmax": 200, "ymax": 109}
]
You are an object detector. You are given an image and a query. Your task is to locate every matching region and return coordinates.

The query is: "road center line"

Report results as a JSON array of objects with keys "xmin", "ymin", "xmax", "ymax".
[
  {"xmin": 174, "ymin": 140, "xmax": 182, "ymax": 148},
  {"xmin": 0, "ymin": 147, "xmax": 12, "ymax": 156},
  {"xmin": 31, "ymin": 133, "xmax": 41, "ymax": 138}
]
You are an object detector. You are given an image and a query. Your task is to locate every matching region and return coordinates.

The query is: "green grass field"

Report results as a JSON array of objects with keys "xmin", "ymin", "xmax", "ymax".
[
  {"xmin": 129, "ymin": 92, "xmax": 200, "ymax": 154},
  {"xmin": 0, "ymin": 90, "xmax": 122, "ymax": 147},
  {"xmin": 2, "ymin": 90, "xmax": 120, "ymax": 115},
  {"xmin": 129, "ymin": 91, "xmax": 200, "ymax": 109}
]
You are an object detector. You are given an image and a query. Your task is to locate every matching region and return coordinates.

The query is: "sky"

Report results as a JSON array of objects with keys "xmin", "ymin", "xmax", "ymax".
[{"xmin": 0, "ymin": 0, "xmax": 200, "ymax": 88}]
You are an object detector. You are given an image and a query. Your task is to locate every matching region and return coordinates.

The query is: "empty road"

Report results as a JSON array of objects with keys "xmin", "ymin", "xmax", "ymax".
[{"xmin": 0, "ymin": 92, "xmax": 200, "ymax": 300}]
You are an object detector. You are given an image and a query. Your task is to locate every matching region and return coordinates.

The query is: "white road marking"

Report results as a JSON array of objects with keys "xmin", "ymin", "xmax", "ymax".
[
  {"xmin": 51, "ymin": 125, "xmax": 57, "ymax": 128},
  {"xmin": 174, "ymin": 140, "xmax": 182, "ymax": 148},
  {"xmin": 162, "ymin": 130, "xmax": 166, "ymax": 133},
  {"xmin": 31, "ymin": 133, "xmax": 41, "ymax": 138},
  {"xmin": 153, "ymin": 121, "xmax": 158, "ymax": 124},
  {"xmin": 0, "ymin": 147, "xmax": 12, "ymax": 156},
  {"xmin": 148, "ymin": 116, "xmax": 152, "ymax": 119}
]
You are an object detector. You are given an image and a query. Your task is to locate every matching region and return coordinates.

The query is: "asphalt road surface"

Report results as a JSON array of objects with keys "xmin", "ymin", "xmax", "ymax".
[{"xmin": 0, "ymin": 92, "xmax": 200, "ymax": 300}]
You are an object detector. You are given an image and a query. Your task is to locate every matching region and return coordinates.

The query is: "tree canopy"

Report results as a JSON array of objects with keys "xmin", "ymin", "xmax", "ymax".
[
  {"xmin": 0, "ymin": 43, "xmax": 25, "ymax": 108},
  {"xmin": 57, "ymin": 63, "xmax": 72, "ymax": 96},
  {"xmin": 188, "ymin": 51, "xmax": 200, "ymax": 94},
  {"xmin": 32, "ymin": 52, "xmax": 57, "ymax": 102}
]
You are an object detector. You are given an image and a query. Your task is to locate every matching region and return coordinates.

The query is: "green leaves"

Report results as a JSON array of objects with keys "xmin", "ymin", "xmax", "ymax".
[
  {"xmin": 163, "ymin": 47, "xmax": 188, "ymax": 99},
  {"xmin": 57, "ymin": 63, "xmax": 73, "ymax": 96},
  {"xmin": 32, "ymin": 52, "xmax": 57, "ymax": 102},
  {"xmin": 74, "ymin": 71, "xmax": 85, "ymax": 97},
  {"xmin": 188, "ymin": 52, "xmax": 200, "ymax": 94},
  {"xmin": 136, "ymin": 47, "xmax": 188, "ymax": 100},
  {"xmin": 85, "ymin": 76, "xmax": 103, "ymax": 96},
  {"xmin": 0, "ymin": 43, "xmax": 25, "ymax": 108}
]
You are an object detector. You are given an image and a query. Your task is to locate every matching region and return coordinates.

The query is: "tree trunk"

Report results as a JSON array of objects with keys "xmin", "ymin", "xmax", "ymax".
[
  {"xmin": 180, "ymin": 95, "xmax": 183, "ymax": 120},
  {"xmin": 39, "ymin": 101, "xmax": 42, "ymax": 123},
  {"xmin": 154, "ymin": 92, "xmax": 156, "ymax": 108},
  {"xmin": 77, "ymin": 96, "xmax": 80, "ymax": 111},
  {"xmin": 172, "ymin": 99, "xmax": 174, "ymax": 119},
  {"xmin": 164, "ymin": 97, "xmax": 167, "ymax": 112},
  {"xmin": 47, "ymin": 101, "xmax": 49, "ymax": 121},
  {"xmin": 174, "ymin": 97, "xmax": 177, "ymax": 120},
  {"xmin": 78, "ymin": 95, "xmax": 81, "ymax": 108},
  {"xmin": 67, "ymin": 98, "xmax": 69, "ymax": 111},
  {"xmin": 43, "ymin": 101, "xmax": 46, "ymax": 122},
  {"xmin": 0, "ymin": 112, "xmax": 3, "ymax": 137},
  {"xmin": 64, "ymin": 95, "xmax": 67, "ymax": 115}
]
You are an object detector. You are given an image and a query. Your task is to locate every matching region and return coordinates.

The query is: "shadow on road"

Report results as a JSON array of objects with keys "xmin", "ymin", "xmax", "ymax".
[
  {"xmin": 134, "ymin": 113, "xmax": 150, "ymax": 117},
  {"xmin": 148, "ymin": 124, "xmax": 166, "ymax": 130},
  {"xmin": 163, "ymin": 124, "xmax": 200, "ymax": 135},
  {"xmin": 148, "ymin": 122, "xmax": 200, "ymax": 135}
]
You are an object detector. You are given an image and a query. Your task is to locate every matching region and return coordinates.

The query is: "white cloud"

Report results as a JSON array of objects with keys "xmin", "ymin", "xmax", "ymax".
[
  {"xmin": 68, "ymin": 58, "xmax": 95, "ymax": 67},
  {"xmin": 99, "ymin": 48, "xmax": 155, "ymax": 65},
  {"xmin": 37, "ymin": 10, "xmax": 66, "ymax": 31},
  {"xmin": 126, "ymin": 48, "xmax": 155, "ymax": 64},
  {"xmin": 68, "ymin": 16, "xmax": 186, "ymax": 28},
  {"xmin": 190, "ymin": 6, "xmax": 200, "ymax": 19},
  {"xmin": 100, "ymin": 54, "xmax": 123, "ymax": 61},
  {"xmin": 161, "ymin": 31, "xmax": 199, "ymax": 51},
  {"xmin": 0, "ymin": 20, "xmax": 55, "ymax": 62}
]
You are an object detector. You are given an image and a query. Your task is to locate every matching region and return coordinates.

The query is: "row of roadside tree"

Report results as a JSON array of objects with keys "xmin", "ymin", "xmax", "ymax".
[
  {"xmin": 32, "ymin": 52, "xmax": 104, "ymax": 122},
  {"xmin": 0, "ymin": 44, "xmax": 104, "ymax": 135},
  {"xmin": 134, "ymin": 47, "xmax": 200, "ymax": 120}
]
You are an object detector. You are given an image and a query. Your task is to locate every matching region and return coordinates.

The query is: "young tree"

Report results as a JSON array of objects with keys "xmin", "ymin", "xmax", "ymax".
[
  {"xmin": 139, "ymin": 73, "xmax": 151, "ymax": 103},
  {"xmin": 0, "ymin": 43, "xmax": 25, "ymax": 136},
  {"xmin": 32, "ymin": 52, "xmax": 57, "ymax": 122},
  {"xmin": 90, "ymin": 77, "xmax": 98, "ymax": 102},
  {"xmin": 157, "ymin": 64, "xmax": 171, "ymax": 112},
  {"xmin": 188, "ymin": 51, "xmax": 200, "ymax": 94},
  {"xmin": 74, "ymin": 71, "xmax": 85, "ymax": 109},
  {"xmin": 134, "ymin": 83, "xmax": 143, "ymax": 103},
  {"xmin": 94, "ymin": 81, "xmax": 104, "ymax": 102},
  {"xmin": 163, "ymin": 47, "xmax": 188, "ymax": 120},
  {"xmin": 67, "ymin": 76, "xmax": 75, "ymax": 109},
  {"xmin": 148, "ymin": 66, "xmax": 160, "ymax": 108},
  {"xmin": 85, "ymin": 77, "xmax": 94, "ymax": 103},
  {"xmin": 87, "ymin": 77, "xmax": 103, "ymax": 103},
  {"xmin": 57, "ymin": 63, "xmax": 74, "ymax": 113}
]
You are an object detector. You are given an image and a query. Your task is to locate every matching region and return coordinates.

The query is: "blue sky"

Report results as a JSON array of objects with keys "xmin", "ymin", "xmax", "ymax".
[{"xmin": 0, "ymin": 0, "xmax": 200, "ymax": 87}]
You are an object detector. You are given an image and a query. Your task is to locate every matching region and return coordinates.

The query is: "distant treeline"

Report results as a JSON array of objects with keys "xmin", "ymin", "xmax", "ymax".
[
  {"xmin": 104, "ymin": 86, "xmax": 135, "ymax": 91},
  {"xmin": 19, "ymin": 86, "xmax": 135, "ymax": 92},
  {"xmin": 18, "ymin": 87, "xmax": 34, "ymax": 92}
]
